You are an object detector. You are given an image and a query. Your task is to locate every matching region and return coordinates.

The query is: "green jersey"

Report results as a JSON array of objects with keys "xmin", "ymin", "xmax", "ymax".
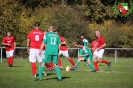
[
  {"xmin": 79, "ymin": 46, "xmax": 92, "ymax": 56},
  {"xmin": 43, "ymin": 32, "xmax": 60, "ymax": 55},
  {"xmin": 83, "ymin": 39, "xmax": 89, "ymax": 47}
]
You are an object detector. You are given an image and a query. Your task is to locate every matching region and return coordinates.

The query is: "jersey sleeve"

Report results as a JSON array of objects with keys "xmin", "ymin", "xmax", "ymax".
[
  {"xmin": 13, "ymin": 36, "xmax": 16, "ymax": 42},
  {"xmin": 101, "ymin": 36, "xmax": 105, "ymax": 44},
  {"xmin": 57, "ymin": 35, "xmax": 61, "ymax": 44},
  {"xmin": 43, "ymin": 34, "xmax": 46, "ymax": 43},
  {"xmin": 2, "ymin": 37, "xmax": 6, "ymax": 43},
  {"xmin": 27, "ymin": 32, "xmax": 31, "ymax": 39},
  {"xmin": 60, "ymin": 36, "xmax": 65, "ymax": 42}
]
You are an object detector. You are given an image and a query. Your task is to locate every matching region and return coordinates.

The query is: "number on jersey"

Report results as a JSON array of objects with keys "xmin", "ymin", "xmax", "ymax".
[
  {"xmin": 50, "ymin": 37, "xmax": 56, "ymax": 45},
  {"xmin": 35, "ymin": 35, "xmax": 39, "ymax": 41}
]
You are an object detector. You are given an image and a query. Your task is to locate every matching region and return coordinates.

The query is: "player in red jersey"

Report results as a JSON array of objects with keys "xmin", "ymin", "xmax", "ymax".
[
  {"xmin": 2, "ymin": 31, "xmax": 16, "ymax": 67},
  {"xmin": 27, "ymin": 22, "xmax": 44, "ymax": 77},
  {"xmin": 93, "ymin": 30, "xmax": 111, "ymax": 71},
  {"xmin": 91, "ymin": 40, "xmax": 98, "ymax": 54},
  {"xmin": 54, "ymin": 30, "xmax": 75, "ymax": 68}
]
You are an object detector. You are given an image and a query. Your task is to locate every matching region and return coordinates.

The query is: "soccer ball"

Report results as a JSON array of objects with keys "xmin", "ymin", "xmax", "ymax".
[{"xmin": 66, "ymin": 66, "xmax": 71, "ymax": 72}]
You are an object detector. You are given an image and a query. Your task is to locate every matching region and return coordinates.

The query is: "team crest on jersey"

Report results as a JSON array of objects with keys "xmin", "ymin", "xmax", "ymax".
[{"xmin": 113, "ymin": 0, "xmax": 133, "ymax": 17}]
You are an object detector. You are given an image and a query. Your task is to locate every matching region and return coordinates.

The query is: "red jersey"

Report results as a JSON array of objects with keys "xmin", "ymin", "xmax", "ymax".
[
  {"xmin": 91, "ymin": 40, "xmax": 98, "ymax": 53},
  {"xmin": 60, "ymin": 36, "xmax": 67, "ymax": 51},
  {"xmin": 96, "ymin": 35, "xmax": 105, "ymax": 48},
  {"xmin": 2, "ymin": 36, "xmax": 16, "ymax": 51},
  {"xmin": 27, "ymin": 29, "xmax": 44, "ymax": 49}
]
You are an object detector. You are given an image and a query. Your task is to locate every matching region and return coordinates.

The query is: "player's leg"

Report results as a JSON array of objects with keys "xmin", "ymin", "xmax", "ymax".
[
  {"xmin": 9, "ymin": 50, "xmax": 14, "ymax": 67},
  {"xmin": 71, "ymin": 57, "xmax": 83, "ymax": 70},
  {"xmin": 6, "ymin": 51, "xmax": 11, "ymax": 67},
  {"xmin": 29, "ymin": 49, "xmax": 37, "ymax": 77},
  {"xmin": 63, "ymin": 50, "xmax": 75, "ymax": 66},
  {"xmin": 93, "ymin": 50, "xmax": 99, "ymax": 71},
  {"xmin": 58, "ymin": 50, "xmax": 63, "ymax": 68},
  {"xmin": 97, "ymin": 49, "xmax": 111, "ymax": 68},
  {"xmin": 35, "ymin": 54, "xmax": 51, "ymax": 81},
  {"xmin": 52, "ymin": 55, "xmax": 62, "ymax": 81},
  {"xmin": 87, "ymin": 56, "xmax": 96, "ymax": 72}
]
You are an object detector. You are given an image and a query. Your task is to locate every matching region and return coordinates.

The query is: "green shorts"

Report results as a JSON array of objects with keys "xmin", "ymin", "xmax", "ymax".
[
  {"xmin": 42, "ymin": 54, "xmax": 58, "ymax": 64},
  {"xmin": 83, "ymin": 55, "xmax": 93, "ymax": 61}
]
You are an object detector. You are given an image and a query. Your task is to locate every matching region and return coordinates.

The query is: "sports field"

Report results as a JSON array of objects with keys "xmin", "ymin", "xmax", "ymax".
[{"xmin": 0, "ymin": 57, "xmax": 133, "ymax": 88}]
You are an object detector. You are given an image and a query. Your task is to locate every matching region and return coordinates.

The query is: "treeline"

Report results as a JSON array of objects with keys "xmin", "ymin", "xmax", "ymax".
[{"xmin": 0, "ymin": 0, "xmax": 133, "ymax": 48}]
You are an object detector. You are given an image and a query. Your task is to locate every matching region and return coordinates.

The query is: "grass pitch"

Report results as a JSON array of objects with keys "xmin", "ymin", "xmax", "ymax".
[{"xmin": 0, "ymin": 57, "xmax": 133, "ymax": 88}]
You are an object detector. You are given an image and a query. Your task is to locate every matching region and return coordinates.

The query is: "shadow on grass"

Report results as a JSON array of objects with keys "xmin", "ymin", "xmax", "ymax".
[
  {"xmin": 11, "ymin": 66, "xmax": 24, "ymax": 67},
  {"xmin": 45, "ymin": 76, "xmax": 71, "ymax": 80}
]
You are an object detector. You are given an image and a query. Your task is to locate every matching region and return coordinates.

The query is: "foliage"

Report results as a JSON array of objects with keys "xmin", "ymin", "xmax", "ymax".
[{"xmin": 0, "ymin": 0, "xmax": 133, "ymax": 48}]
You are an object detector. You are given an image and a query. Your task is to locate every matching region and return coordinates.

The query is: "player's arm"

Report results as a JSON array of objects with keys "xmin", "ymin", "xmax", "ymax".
[
  {"xmin": 2, "ymin": 42, "xmax": 10, "ymax": 46},
  {"xmin": 39, "ymin": 42, "xmax": 45, "ymax": 56},
  {"xmin": 14, "ymin": 42, "xmax": 16, "ymax": 50},
  {"xmin": 98, "ymin": 43, "xmax": 106, "ymax": 49},
  {"xmin": 61, "ymin": 41, "xmax": 66, "ymax": 44},
  {"xmin": 80, "ymin": 54, "xmax": 89, "ymax": 57},
  {"xmin": 27, "ymin": 38, "xmax": 30, "ymax": 53}
]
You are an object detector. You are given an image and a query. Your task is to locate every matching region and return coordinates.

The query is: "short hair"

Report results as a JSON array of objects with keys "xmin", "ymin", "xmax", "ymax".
[
  {"xmin": 34, "ymin": 22, "xmax": 40, "ymax": 27},
  {"xmin": 78, "ymin": 40, "xmax": 84, "ymax": 45}
]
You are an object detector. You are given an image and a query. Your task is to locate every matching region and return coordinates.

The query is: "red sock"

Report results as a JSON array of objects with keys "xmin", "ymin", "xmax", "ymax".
[
  {"xmin": 49, "ymin": 61, "xmax": 53, "ymax": 69},
  {"xmin": 68, "ymin": 58, "xmax": 75, "ymax": 66},
  {"xmin": 7, "ymin": 57, "xmax": 10, "ymax": 66},
  {"xmin": 45, "ymin": 63, "xmax": 49, "ymax": 68},
  {"xmin": 31, "ymin": 63, "xmax": 36, "ymax": 75},
  {"xmin": 58, "ymin": 58, "xmax": 62, "ymax": 67},
  {"xmin": 97, "ymin": 61, "xmax": 99, "ymax": 64},
  {"xmin": 101, "ymin": 59, "xmax": 109, "ymax": 64},
  {"xmin": 10, "ymin": 56, "xmax": 14, "ymax": 65},
  {"xmin": 93, "ymin": 62, "xmax": 99, "ymax": 70}
]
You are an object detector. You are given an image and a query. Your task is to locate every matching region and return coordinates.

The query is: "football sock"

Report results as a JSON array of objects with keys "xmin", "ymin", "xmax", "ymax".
[
  {"xmin": 93, "ymin": 62, "xmax": 99, "ymax": 70},
  {"xmin": 88, "ymin": 63, "xmax": 95, "ymax": 70},
  {"xmin": 10, "ymin": 56, "xmax": 14, "ymax": 65},
  {"xmin": 7, "ymin": 57, "xmax": 10, "ymax": 66},
  {"xmin": 68, "ymin": 58, "xmax": 75, "ymax": 66},
  {"xmin": 101, "ymin": 59, "xmax": 109, "ymax": 64},
  {"xmin": 31, "ymin": 63, "xmax": 36, "ymax": 75},
  {"xmin": 55, "ymin": 66, "xmax": 62, "ymax": 79},
  {"xmin": 45, "ymin": 63, "xmax": 49, "ymax": 68},
  {"xmin": 58, "ymin": 58, "xmax": 62, "ymax": 67},
  {"xmin": 38, "ymin": 65, "xmax": 45, "ymax": 79},
  {"xmin": 75, "ymin": 61, "xmax": 80, "ymax": 67}
]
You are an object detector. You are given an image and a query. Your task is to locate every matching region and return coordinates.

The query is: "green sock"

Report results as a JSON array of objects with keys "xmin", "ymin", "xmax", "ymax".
[
  {"xmin": 55, "ymin": 66, "xmax": 61, "ymax": 79},
  {"xmin": 89, "ymin": 63, "xmax": 95, "ymax": 70},
  {"xmin": 38, "ymin": 65, "xmax": 45, "ymax": 79},
  {"xmin": 75, "ymin": 61, "xmax": 80, "ymax": 67}
]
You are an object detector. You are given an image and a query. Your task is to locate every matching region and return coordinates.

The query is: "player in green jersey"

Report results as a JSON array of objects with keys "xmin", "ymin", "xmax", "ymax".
[
  {"xmin": 71, "ymin": 41, "xmax": 96, "ymax": 72},
  {"xmin": 35, "ymin": 26, "xmax": 62, "ymax": 81}
]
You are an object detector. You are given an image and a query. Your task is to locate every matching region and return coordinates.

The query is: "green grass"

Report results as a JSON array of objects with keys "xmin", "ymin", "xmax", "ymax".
[{"xmin": 0, "ymin": 57, "xmax": 133, "ymax": 88}]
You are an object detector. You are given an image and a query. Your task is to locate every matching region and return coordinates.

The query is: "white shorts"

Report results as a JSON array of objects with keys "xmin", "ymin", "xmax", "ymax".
[
  {"xmin": 59, "ymin": 50, "xmax": 69, "ymax": 57},
  {"xmin": 6, "ymin": 50, "xmax": 14, "ymax": 58},
  {"xmin": 29, "ymin": 49, "xmax": 44, "ymax": 63},
  {"xmin": 94, "ymin": 49, "xmax": 104, "ymax": 59}
]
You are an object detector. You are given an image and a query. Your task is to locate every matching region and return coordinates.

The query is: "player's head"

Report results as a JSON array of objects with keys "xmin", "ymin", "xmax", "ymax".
[
  {"xmin": 7, "ymin": 31, "xmax": 11, "ymax": 37},
  {"xmin": 80, "ymin": 35, "xmax": 84, "ymax": 40},
  {"xmin": 95, "ymin": 30, "xmax": 100, "ymax": 37},
  {"xmin": 78, "ymin": 41, "xmax": 84, "ymax": 47},
  {"xmin": 48, "ymin": 26, "xmax": 54, "ymax": 32},
  {"xmin": 34, "ymin": 22, "xmax": 40, "ymax": 28}
]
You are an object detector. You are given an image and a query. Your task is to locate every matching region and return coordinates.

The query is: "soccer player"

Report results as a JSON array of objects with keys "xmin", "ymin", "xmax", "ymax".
[
  {"xmin": 75, "ymin": 35, "xmax": 89, "ymax": 47},
  {"xmin": 35, "ymin": 26, "xmax": 62, "ymax": 81},
  {"xmin": 54, "ymin": 30, "xmax": 75, "ymax": 68},
  {"xmin": 71, "ymin": 41, "xmax": 96, "ymax": 72},
  {"xmin": 93, "ymin": 30, "xmax": 111, "ymax": 71},
  {"xmin": 2, "ymin": 31, "xmax": 16, "ymax": 67},
  {"xmin": 27, "ymin": 22, "xmax": 44, "ymax": 77}
]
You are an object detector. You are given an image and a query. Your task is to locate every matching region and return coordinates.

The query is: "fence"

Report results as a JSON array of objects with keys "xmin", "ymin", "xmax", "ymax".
[{"xmin": 0, "ymin": 47, "xmax": 133, "ymax": 63}]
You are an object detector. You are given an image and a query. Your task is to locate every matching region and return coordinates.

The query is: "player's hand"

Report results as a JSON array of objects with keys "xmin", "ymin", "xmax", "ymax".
[
  {"xmin": 6, "ymin": 44, "xmax": 10, "ymax": 46},
  {"xmin": 39, "ymin": 51, "xmax": 42, "ymax": 56},
  {"xmin": 27, "ymin": 48, "xmax": 30, "ymax": 53}
]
